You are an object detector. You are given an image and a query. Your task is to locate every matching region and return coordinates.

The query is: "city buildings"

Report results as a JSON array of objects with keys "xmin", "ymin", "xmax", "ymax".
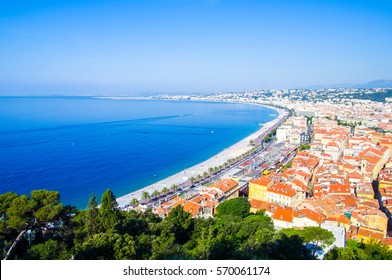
[{"xmin": 150, "ymin": 87, "xmax": 392, "ymax": 247}]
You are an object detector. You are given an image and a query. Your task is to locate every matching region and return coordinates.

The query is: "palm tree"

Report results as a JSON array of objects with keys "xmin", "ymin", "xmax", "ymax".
[
  {"xmin": 162, "ymin": 187, "xmax": 169, "ymax": 195},
  {"xmin": 171, "ymin": 184, "xmax": 179, "ymax": 193},
  {"xmin": 203, "ymin": 171, "xmax": 208, "ymax": 178},
  {"xmin": 197, "ymin": 174, "xmax": 202, "ymax": 181},
  {"xmin": 209, "ymin": 167, "xmax": 214, "ymax": 174},
  {"xmin": 141, "ymin": 191, "xmax": 150, "ymax": 204},
  {"xmin": 152, "ymin": 190, "xmax": 160, "ymax": 199},
  {"xmin": 130, "ymin": 198, "xmax": 139, "ymax": 207}
]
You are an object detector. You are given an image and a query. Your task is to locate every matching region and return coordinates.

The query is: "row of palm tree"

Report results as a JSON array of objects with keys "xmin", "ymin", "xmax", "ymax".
[
  {"xmin": 132, "ymin": 145, "xmax": 263, "ymax": 207},
  {"xmin": 133, "ymin": 184, "xmax": 181, "ymax": 206}
]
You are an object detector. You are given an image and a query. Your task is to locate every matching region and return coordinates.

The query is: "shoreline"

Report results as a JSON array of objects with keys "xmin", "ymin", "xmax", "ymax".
[{"xmin": 116, "ymin": 102, "xmax": 287, "ymax": 208}]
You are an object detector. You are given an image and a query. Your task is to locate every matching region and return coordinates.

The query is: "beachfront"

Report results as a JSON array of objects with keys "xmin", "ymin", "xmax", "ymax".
[{"xmin": 116, "ymin": 104, "xmax": 287, "ymax": 208}]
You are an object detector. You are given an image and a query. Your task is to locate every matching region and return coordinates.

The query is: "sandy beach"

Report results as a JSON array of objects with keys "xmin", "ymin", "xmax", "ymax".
[{"xmin": 116, "ymin": 103, "xmax": 287, "ymax": 208}]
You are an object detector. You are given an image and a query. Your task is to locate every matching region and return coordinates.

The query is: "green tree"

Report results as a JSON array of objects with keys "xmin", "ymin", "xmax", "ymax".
[
  {"xmin": 186, "ymin": 218, "xmax": 216, "ymax": 260},
  {"xmin": 86, "ymin": 194, "xmax": 99, "ymax": 236},
  {"xmin": 237, "ymin": 213, "xmax": 274, "ymax": 241},
  {"xmin": 323, "ymin": 246, "xmax": 357, "ymax": 260},
  {"xmin": 31, "ymin": 190, "xmax": 60, "ymax": 206},
  {"xmin": 171, "ymin": 184, "xmax": 179, "ymax": 193},
  {"xmin": 100, "ymin": 189, "xmax": 117, "ymax": 211},
  {"xmin": 299, "ymin": 144, "xmax": 311, "ymax": 151},
  {"xmin": 141, "ymin": 191, "xmax": 150, "ymax": 203},
  {"xmin": 164, "ymin": 205, "xmax": 193, "ymax": 245},
  {"xmin": 150, "ymin": 231, "xmax": 182, "ymax": 260},
  {"xmin": 324, "ymin": 240, "xmax": 392, "ymax": 260},
  {"xmin": 6, "ymin": 195, "xmax": 37, "ymax": 230},
  {"xmin": 152, "ymin": 190, "xmax": 160, "ymax": 198},
  {"xmin": 269, "ymin": 234, "xmax": 313, "ymax": 260},
  {"xmin": 235, "ymin": 213, "xmax": 275, "ymax": 259},
  {"xmin": 264, "ymin": 134, "xmax": 271, "ymax": 142},
  {"xmin": 98, "ymin": 189, "xmax": 119, "ymax": 232},
  {"xmin": 113, "ymin": 234, "xmax": 137, "ymax": 260},
  {"xmin": 33, "ymin": 203, "xmax": 63, "ymax": 222},
  {"xmin": 26, "ymin": 239, "xmax": 70, "ymax": 260},
  {"xmin": 302, "ymin": 227, "xmax": 335, "ymax": 257},
  {"xmin": 29, "ymin": 190, "xmax": 63, "ymax": 222},
  {"xmin": 215, "ymin": 198, "xmax": 251, "ymax": 219},
  {"xmin": 161, "ymin": 187, "xmax": 169, "ymax": 195},
  {"xmin": 130, "ymin": 198, "xmax": 139, "ymax": 207},
  {"xmin": 279, "ymin": 226, "xmax": 335, "ymax": 258},
  {"xmin": 0, "ymin": 192, "xmax": 18, "ymax": 214},
  {"xmin": 75, "ymin": 233, "xmax": 136, "ymax": 260},
  {"xmin": 209, "ymin": 232, "xmax": 238, "ymax": 259}
]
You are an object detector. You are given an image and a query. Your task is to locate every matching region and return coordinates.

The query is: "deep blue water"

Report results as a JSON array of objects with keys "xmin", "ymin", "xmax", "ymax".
[{"xmin": 0, "ymin": 97, "xmax": 277, "ymax": 209}]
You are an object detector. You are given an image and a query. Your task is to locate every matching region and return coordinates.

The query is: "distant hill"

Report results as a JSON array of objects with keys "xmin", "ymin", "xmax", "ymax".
[
  {"xmin": 353, "ymin": 79, "xmax": 392, "ymax": 89},
  {"xmin": 304, "ymin": 79, "xmax": 392, "ymax": 89}
]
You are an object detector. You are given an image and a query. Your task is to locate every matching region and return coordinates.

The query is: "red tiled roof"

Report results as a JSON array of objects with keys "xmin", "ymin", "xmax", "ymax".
[
  {"xmin": 329, "ymin": 183, "xmax": 351, "ymax": 194},
  {"xmin": 358, "ymin": 228, "xmax": 384, "ymax": 240},
  {"xmin": 381, "ymin": 237, "xmax": 392, "ymax": 245},
  {"xmin": 272, "ymin": 208, "xmax": 293, "ymax": 223},
  {"xmin": 249, "ymin": 199, "xmax": 278, "ymax": 214},
  {"xmin": 326, "ymin": 214, "xmax": 350, "ymax": 225},
  {"xmin": 294, "ymin": 209, "xmax": 324, "ymax": 224},
  {"xmin": 250, "ymin": 176, "xmax": 271, "ymax": 186},
  {"xmin": 210, "ymin": 178, "xmax": 238, "ymax": 193},
  {"xmin": 183, "ymin": 201, "xmax": 202, "ymax": 217},
  {"xmin": 268, "ymin": 183, "xmax": 297, "ymax": 197}
]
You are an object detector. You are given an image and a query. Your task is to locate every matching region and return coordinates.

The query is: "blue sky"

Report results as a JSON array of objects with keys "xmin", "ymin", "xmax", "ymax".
[{"xmin": 0, "ymin": 0, "xmax": 391, "ymax": 95}]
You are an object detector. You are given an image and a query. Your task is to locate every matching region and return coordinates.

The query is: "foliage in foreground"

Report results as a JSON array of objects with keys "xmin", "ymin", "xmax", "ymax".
[
  {"xmin": 324, "ymin": 239, "xmax": 392, "ymax": 260},
  {"xmin": 1, "ymin": 189, "xmax": 389, "ymax": 260}
]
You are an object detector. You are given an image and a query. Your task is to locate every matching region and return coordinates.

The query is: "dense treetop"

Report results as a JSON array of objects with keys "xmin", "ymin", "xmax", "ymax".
[{"xmin": 0, "ymin": 189, "xmax": 390, "ymax": 260}]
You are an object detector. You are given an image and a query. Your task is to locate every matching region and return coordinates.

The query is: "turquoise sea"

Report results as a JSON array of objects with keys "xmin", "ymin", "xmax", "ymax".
[{"xmin": 0, "ymin": 97, "xmax": 277, "ymax": 209}]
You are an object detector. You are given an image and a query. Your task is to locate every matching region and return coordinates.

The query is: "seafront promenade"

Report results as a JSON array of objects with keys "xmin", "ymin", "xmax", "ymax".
[{"xmin": 116, "ymin": 105, "xmax": 287, "ymax": 208}]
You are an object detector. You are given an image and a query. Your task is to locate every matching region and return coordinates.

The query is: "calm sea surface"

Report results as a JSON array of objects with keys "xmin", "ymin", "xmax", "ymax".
[{"xmin": 0, "ymin": 97, "xmax": 277, "ymax": 209}]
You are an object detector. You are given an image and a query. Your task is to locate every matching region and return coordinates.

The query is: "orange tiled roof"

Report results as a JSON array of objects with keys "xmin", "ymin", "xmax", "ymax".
[
  {"xmin": 329, "ymin": 183, "xmax": 351, "ymax": 194},
  {"xmin": 358, "ymin": 199, "xmax": 379, "ymax": 209},
  {"xmin": 291, "ymin": 178, "xmax": 307, "ymax": 191},
  {"xmin": 326, "ymin": 141, "xmax": 339, "ymax": 147},
  {"xmin": 155, "ymin": 206, "xmax": 169, "ymax": 216},
  {"xmin": 250, "ymin": 176, "xmax": 271, "ymax": 186},
  {"xmin": 183, "ymin": 201, "xmax": 202, "ymax": 217},
  {"xmin": 272, "ymin": 207, "xmax": 293, "ymax": 223},
  {"xmin": 210, "ymin": 178, "xmax": 238, "ymax": 193},
  {"xmin": 358, "ymin": 227, "xmax": 384, "ymax": 241},
  {"xmin": 296, "ymin": 170, "xmax": 311, "ymax": 179},
  {"xmin": 249, "ymin": 199, "xmax": 278, "ymax": 214},
  {"xmin": 348, "ymin": 170, "xmax": 363, "ymax": 179},
  {"xmin": 364, "ymin": 155, "xmax": 380, "ymax": 165},
  {"xmin": 294, "ymin": 208, "xmax": 324, "ymax": 224},
  {"xmin": 268, "ymin": 183, "xmax": 297, "ymax": 197},
  {"xmin": 381, "ymin": 237, "xmax": 392, "ymax": 245},
  {"xmin": 326, "ymin": 214, "xmax": 350, "ymax": 224}
]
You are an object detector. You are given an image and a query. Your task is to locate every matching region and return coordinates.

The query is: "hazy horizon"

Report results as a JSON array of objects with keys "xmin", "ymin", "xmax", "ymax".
[{"xmin": 1, "ymin": 0, "xmax": 392, "ymax": 95}]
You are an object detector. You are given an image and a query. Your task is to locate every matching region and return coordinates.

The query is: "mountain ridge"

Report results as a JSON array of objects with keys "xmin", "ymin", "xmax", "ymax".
[{"xmin": 303, "ymin": 79, "xmax": 392, "ymax": 90}]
